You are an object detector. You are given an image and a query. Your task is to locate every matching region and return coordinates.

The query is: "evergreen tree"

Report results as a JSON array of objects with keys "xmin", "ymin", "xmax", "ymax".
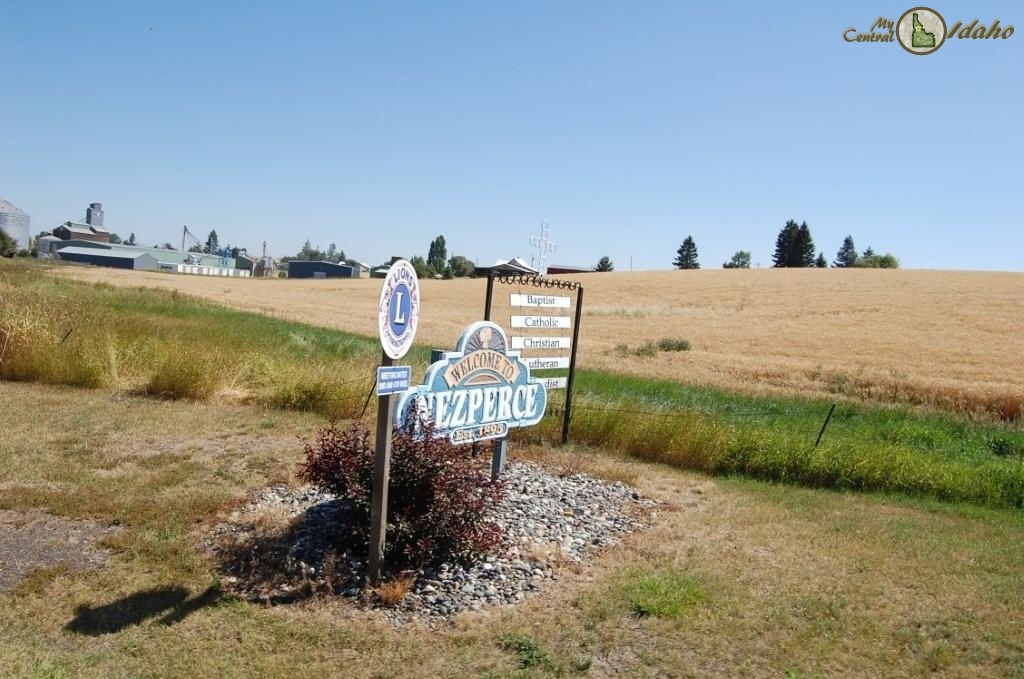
[
  {"xmin": 862, "ymin": 246, "xmax": 875, "ymax": 258},
  {"xmin": 723, "ymin": 251, "xmax": 751, "ymax": 269},
  {"xmin": 772, "ymin": 219, "xmax": 816, "ymax": 267},
  {"xmin": 108, "ymin": 233, "xmax": 123, "ymax": 244},
  {"xmin": 427, "ymin": 235, "xmax": 447, "ymax": 272},
  {"xmin": 795, "ymin": 222, "xmax": 816, "ymax": 267},
  {"xmin": 673, "ymin": 236, "xmax": 700, "ymax": 269},
  {"xmin": 205, "ymin": 230, "xmax": 219, "ymax": 254},
  {"xmin": 815, "ymin": 252, "xmax": 827, "ymax": 268},
  {"xmin": 834, "ymin": 235, "xmax": 858, "ymax": 267},
  {"xmin": 772, "ymin": 220, "xmax": 799, "ymax": 267},
  {"xmin": 594, "ymin": 255, "xmax": 614, "ymax": 272},
  {"xmin": 127, "ymin": 232, "xmax": 137, "ymax": 246}
]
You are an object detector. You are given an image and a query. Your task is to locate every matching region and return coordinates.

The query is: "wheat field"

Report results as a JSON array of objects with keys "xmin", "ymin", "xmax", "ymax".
[{"xmin": 56, "ymin": 266, "xmax": 1024, "ymax": 416}]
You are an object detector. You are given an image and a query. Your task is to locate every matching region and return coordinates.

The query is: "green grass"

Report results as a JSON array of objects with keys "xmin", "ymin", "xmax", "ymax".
[
  {"xmin": 3, "ymin": 258, "xmax": 1023, "ymax": 510},
  {"xmin": 548, "ymin": 370, "xmax": 1024, "ymax": 509},
  {"xmin": 621, "ymin": 569, "xmax": 708, "ymax": 620},
  {"xmin": 579, "ymin": 566, "xmax": 710, "ymax": 624}
]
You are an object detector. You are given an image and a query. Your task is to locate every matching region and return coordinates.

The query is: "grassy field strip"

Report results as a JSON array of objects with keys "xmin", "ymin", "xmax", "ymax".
[
  {"xmin": 1, "ymin": 381, "xmax": 1023, "ymax": 676},
  {"xmin": 53, "ymin": 263, "xmax": 1024, "ymax": 419},
  {"xmin": 3, "ymin": 260, "xmax": 1023, "ymax": 511}
]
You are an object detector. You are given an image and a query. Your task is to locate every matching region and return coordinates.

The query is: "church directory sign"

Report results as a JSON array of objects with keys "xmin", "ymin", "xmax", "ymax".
[{"xmin": 395, "ymin": 321, "xmax": 548, "ymax": 444}]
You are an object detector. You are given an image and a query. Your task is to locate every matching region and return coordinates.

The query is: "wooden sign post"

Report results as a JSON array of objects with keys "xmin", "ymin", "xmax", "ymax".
[
  {"xmin": 368, "ymin": 352, "xmax": 395, "ymax": 585},
  {"xmin": 368, "ymin": 260, "xmax": 419, "ymax": 585}
]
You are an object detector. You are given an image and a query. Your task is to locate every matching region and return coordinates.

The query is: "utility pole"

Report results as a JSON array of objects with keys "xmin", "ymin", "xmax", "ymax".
[{"xmin": 181, "ymin": 226, "xmax": 187, "ymax": 253}]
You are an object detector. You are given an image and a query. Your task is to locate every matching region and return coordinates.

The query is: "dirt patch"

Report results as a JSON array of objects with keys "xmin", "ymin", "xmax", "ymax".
[{"xmin": 0, "ymin": 509, "xmax": 121, "ymax": 592}]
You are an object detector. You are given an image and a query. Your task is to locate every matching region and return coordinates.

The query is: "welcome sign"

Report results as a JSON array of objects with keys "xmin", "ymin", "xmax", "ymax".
[{"xmin": 395, "ymin": 321, "xmax": 548, "ymax": 444}]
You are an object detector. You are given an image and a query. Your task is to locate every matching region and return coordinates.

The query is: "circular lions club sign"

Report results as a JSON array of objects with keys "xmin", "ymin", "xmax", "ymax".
[{"xmin": 377, "ymin": 259, "xmax": 420, "ymax": 359}]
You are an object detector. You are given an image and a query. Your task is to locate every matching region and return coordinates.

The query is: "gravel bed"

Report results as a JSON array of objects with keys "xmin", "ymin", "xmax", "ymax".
[{"xmin": 208, "ymin": 461, "xmax": 654, "ymax": 620}]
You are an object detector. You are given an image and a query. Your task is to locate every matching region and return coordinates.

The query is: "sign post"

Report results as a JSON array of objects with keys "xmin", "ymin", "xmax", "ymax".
[{"xmin": 369, "ymin": 259, "xmax": 419, "ymax": 585}]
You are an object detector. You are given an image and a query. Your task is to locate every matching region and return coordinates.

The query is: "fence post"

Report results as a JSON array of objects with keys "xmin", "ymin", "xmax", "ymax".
[
  {"xmin": 562, "ymin": 285, "xmax": 584, "ymax": 445},
  {"xmin": 815, "ymin": 402, "xmax": 837, "ymax": 448}
]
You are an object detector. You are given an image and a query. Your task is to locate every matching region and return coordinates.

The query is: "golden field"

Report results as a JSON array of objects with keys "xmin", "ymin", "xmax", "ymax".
[{"xmin": 55, "ymin": 266, "xmax": 1024, "ymax": 417}]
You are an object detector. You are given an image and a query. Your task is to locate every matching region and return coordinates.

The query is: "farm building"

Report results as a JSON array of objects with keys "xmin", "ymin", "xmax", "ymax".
[
  {"xmin": 53, "ymin": 221, "xmax": 110, "ymax": 243},
  {"xmin": 287, "ymin": 261, "xmax": 359, "ymax": 279},
  {"xmin": 55, "ymin": 246, "xmax": 158, "ymax": 270},
  {"xmin": 0, "ymin": 198, "xmax": 31, "ymax": 249},
  {"xmin": 546, "ymin": 263, "xmax": 591, "ymax": 275}
]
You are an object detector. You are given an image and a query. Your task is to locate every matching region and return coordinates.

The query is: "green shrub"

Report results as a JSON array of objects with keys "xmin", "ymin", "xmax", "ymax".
[
  {"xmin": 657, "ymin": 337, "xmax": 691, "ymax": 352},
  {"xmin": 299, "ymin": 421, "xmax": 505, "ymax": 574},
  {"xmin": 633, "ymin": 341, "xmax": 657, "ymax": 357}
]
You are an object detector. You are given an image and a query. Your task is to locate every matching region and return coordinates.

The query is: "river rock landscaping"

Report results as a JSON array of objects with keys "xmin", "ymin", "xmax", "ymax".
[{"xmin": 207, "ymin": 460, "xmax": 655, "ymax": 621}]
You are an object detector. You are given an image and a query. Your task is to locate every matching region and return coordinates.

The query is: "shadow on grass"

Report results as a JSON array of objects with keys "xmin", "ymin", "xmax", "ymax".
[{"xmin": 64, "ymin": 584, "xmax": 224, "ymax": 635}]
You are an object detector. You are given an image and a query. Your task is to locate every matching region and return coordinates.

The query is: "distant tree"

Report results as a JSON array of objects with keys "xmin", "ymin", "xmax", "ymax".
[
  {"xmin": 723, "ymin": 250, "xmax": 751, "ymax": 269},
  {"xmin": 427, "ymin": 235, "xmax": 447, "ymax": 272},
  {"xmin": 815, "ymin": 252, "xmax": 828, "ymax": 268},
  {"xmin": 205, "ymin": 229, "xmax": 219, "ymax": 254},
  {"xmin": 795, "ymin": 222, "xmax": 816, "ymax": 267},
  {"xmin": 594, "ymin": 255, "xmax": 614, "ymax": 272},
  {"xmin": 772, "ymin": 220, "xmax": 816, "ymax": 267},
  {"xmin": 409, "ymin": 255, "xmax": 435, "ymax": 279},
  {"xmin": 673, "ymin": 236, "xmax": 700, "ymax": 269},
  {"xmin": 447, "ymin": 255, "xmax": 475, "ymax": 277},
  {"xmin": 162, "ymin": 242, "xmax": 175, "ymax": 250},
  {"xmin": 188, "ymin": 243, "xmax": 204, "ymax": 253},
  {"xmin": 127, "ymin": 232, "xmax": 137, "ymax": 246},
  {"xmin": 0, "ymin": 228, "xmax": 16, "ymax": 257},
  {"xmin": 297, "ymin": 239, "xmax": 327, "ymax": 261},
  {"xmin": 854, "ymin": 252, "xmax": 899, "ymax": 268},
  {"xmin": 325, "ymin": 242, "xmax": 346, "ymax": 264},
  {"xmin": 108, "ymin": 233, "xmax": 123, "ymax": 245},
  {"xmin": 834, "ymin": 235, "xmax": 858, "ymax": 267},
  {"xmin": 772, "ymin": 220, "xmax": 799, "ymax": 267},
  {"xmin": 862, "ymin": 246, "xmax": 875, "ymax": 258}
]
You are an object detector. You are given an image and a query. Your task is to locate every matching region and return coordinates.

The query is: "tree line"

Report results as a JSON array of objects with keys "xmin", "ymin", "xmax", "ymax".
[{"xmin": 668, "ymin": 221, "xmax": 899, "ymax": 270}]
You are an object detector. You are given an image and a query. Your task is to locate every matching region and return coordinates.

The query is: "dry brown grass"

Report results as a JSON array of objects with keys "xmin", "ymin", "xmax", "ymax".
[
  {"xmin": 372, "ymin": 575, "xmax": 416, "ymax": 607},
  {"xmin": 55, "ymin": 266, "xmax": 1024, "ymax": 415},
  {"xmin": 2, "ymin": 380, "xmax": 1024, "ymax": 676}
]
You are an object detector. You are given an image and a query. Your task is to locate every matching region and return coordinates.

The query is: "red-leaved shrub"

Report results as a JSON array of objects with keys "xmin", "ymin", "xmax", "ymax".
[{"xmin": 299, "ymin": 421, "xmax": 505, "ymax": 573}]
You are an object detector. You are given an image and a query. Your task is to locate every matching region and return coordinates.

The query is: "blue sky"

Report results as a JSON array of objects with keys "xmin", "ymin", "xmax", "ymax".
[{"xmin": 1, "ymin": 2, "xmax": 1020, "ymax": 270}]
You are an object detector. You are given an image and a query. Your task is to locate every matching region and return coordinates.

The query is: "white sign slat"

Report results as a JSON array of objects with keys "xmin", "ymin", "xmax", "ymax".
[
  {"xmin": 526, "ymin": 356, "xmax": 571, "ymax": 370},
  {"xmin": 509, "ymin": 293, "xmax": 571, "ymax": 309},
  {"xmin": 511, "ymin": 336, "xmax": 572, "ymax": 350},
  {"xmin": 510, "ymin": 315, "xmax": 571, "ymax": 329},
  {"xmin": 538, "ymin": 377, "xmax": 568, "ymax": 390}
]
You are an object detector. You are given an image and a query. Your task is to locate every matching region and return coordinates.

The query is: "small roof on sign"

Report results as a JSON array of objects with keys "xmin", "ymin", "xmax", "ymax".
[{"xmin": 488, "ymin": 256, "xmax": 538, "ymax": 274}]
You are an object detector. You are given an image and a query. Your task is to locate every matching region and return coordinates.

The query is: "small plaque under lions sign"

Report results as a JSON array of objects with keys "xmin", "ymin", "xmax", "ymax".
[{"xmin": 376, "ymin": 365, "xmax": 411, "ymax": 395}]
